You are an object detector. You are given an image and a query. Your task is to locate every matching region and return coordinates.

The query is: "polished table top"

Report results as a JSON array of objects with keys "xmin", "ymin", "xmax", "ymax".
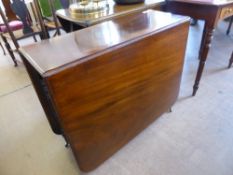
[
  {"xmin": 20, "ymin": 10, "xmax": 189, "ymax": 76},
  {"xmin": 168, "ymin": 0, "xmax": 233, "ymax": 6},
  {"xmin": 56, "ymin": 0, "xmax": 165, "ymax": 27}
]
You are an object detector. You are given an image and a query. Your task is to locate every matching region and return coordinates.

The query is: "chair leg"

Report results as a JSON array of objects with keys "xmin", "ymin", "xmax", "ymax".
[
  {"xmin": 53, "ymin": 31, "xmax": 58, "ymax": 37},
  {"xmin": 226, "ymin": 16, "xmax": 233, "ymax": 35},
  {"xmin": 0, "ymin": 41, "xmax": 6, "ymax": 55},
  {"xmin": 1, "ymin": 35, "xmax": 17, "ymax": 66},
  {"xmin": 39, "ymin": 30, "xmax": 50, "ymax": 40},
  {"xmin": 33, "ymin": 35, "xmax": 37, "ymax": 42},
  {"xmin": 228, "ymin": 51, "xmax": 233, "ymax": 68}
]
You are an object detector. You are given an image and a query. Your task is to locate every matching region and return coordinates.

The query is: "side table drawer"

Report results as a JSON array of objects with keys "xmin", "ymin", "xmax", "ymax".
[{"xmin": 220, "ymin": 5, "xmax": 233, "ymax": 20}]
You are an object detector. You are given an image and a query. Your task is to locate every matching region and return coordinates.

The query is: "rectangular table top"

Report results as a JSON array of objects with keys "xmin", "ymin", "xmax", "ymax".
[
  {"xmin": 56, "ymin": 0, "xmax": 165, "ymax": 27},
  {"xmin": 19, "ymin": 10, "xmax": 189, "ymax": 77}
]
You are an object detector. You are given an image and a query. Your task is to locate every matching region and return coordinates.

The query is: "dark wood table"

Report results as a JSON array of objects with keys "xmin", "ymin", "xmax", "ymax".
[
  {"xmin": 166, "ymin": 0, "xmax": 233, "ymax": 96},
  {"xmin": 20, "ymin": 10, "xmax": 189, "ymax": 172},
  {"xmin": 56, "ymin": 0, "xmax": 165, "ymax": 31}
]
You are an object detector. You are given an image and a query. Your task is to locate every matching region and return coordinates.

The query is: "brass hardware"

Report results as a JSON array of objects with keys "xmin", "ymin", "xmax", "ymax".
[{"xmin": 69, "ymin": 0, "xmax": 109, "ymax": 14}]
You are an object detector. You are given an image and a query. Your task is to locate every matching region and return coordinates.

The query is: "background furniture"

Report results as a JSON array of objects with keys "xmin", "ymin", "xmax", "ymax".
[
  {"xmin": 38, "ymin": 0, "xmax": 63, "ymax": 17},
  {"xmin": 228, "ymin": 51, "xmax": 233, "ymax": 68},
  {"xmin": 56, "ymin": 0, "xmax": 164, "ymax": 32},
  {"xmin": 38, "ymin": 0, "xmax": 69, "ymax": 36},
  {"xmin": 166, "ymin": 0, "xmax": 233, "ymax": 96},
  {"xmin": 2, "ymin": 0, "xmax": 18, "ymax": 20},
  {"xmin": 0, "ymin": 20, "xmax": 24, "ymax": 56},
  {"xmin": 20, "ymin": 10, "xmax": 189, "ymax": 172},
  {"xmin": 0, "ymin": 0, "xmax": 24, "ymax": 56},
  {"xmin": 0, "ymin": 0, "xmax": 48, "ymax": 66},
  {"xmin": 226, "ymin": 15, "xmax": 233, "ymax": 35}
]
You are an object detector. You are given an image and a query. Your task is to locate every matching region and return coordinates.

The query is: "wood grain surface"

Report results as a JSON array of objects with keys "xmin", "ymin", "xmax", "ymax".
[
  {"xmin": 20, "ymin": 10, "xmax": 189, "ymax": 172},
  {"xmin": 20, "ymin": 10, "xmax": 188, "ymax": 76},
  {"xmin": 48, "ymin": 18, "xmax": 189, "ymax": 172}
]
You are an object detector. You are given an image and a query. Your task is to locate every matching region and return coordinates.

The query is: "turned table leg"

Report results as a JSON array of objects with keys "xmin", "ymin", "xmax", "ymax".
[
  {"xmin": 193, "ymin": 23, "xmax": 215, "ymax": 96},
  {"xmin": 228, "ymin": 51, "xmax": 233, "ymax": 68}
]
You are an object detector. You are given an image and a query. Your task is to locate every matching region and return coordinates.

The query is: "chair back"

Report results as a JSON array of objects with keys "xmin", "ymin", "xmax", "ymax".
[
  {"xmin": 60, "ymin": 0, "xmax": 69, "ymax": 9},
  {"xmin": 38, "ymin": 0, "xmax": 70, "ymax": 36},
  {"xmin": 2, "ymin": 0, "xmax": 18, "ymax": 21},
  {"xmin": 38, "ymin": 0, "xmax": 60, "ymax": 17},
  {"xmin": 0, "ymin": 0, "xmax": 48, "ymax": 49},
  {"xmin": 0, "ymin": 5, "xmax": 19, "ymax": 48},
  {"xmin": 11, "ymin": 0, "xmax": 33, "ymax": 34},
  {"xmin": 38, "ymin": 0, "xmax": 69, "ymax": 17}
]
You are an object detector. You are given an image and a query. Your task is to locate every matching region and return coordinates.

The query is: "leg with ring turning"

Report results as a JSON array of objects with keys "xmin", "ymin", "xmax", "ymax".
[{"xmin": 193, "ymin": 23, "xmax": 215, "ymax": 96}]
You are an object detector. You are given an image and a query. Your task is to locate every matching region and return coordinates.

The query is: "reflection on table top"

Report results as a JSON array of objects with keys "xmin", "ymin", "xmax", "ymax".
[
  {"xmin": 168, "ymin": 0, "xmax": 233, "ymax": 6},
  {"xmin": 56, "ymin": 0, "xmax": 165, "ymax": 27},
  {"xmin": 20, "ymin": 10, "xmax": 189, "ymax": 76}
]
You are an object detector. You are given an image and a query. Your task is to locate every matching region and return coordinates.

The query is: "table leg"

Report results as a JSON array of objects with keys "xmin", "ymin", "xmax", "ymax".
[
  {"xmin": 198, "ymin": 24, "xmax": 207, "ymax": 60},
  {"xmin": 57, "ymin": 16, "xmax": 84, "ymax": 33},
  {"xmin": 228, "ymin": 51, "xmax": 233, "ymax": 68},
  {"xmin": 226, "ymin": 16, "xmax": 233, "ymax": 35},
  {"xmin": 193, "ymin": 23, "xmax": 215, "ymax": 96}
]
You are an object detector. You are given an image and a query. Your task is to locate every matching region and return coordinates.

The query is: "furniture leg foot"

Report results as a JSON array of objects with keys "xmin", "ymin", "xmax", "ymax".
[
  {"xmin": 192, "ymin": 58, "xmax": 206, "ymax": 96},
  {"xmin": 0, "ymin": 41, "xmax": 6, "ymax": 55},
  {"xmin": 192, "ymin": 85, "xmax": 198, "ymax": 96},
  {"xmin": 65, "ymin": 142, "xmax": 70, "ymax": 148},
  {"xmin": 53, "ymin": 31, "xmax": 58, "ymax": 37},
  {"xmin": 33, "ymin": 35, "xmax": 37, "ymax": 42},
  {"xmin": 63, "ymin": 135, "xmax": 70, "ymax": 148},
  {"xmin": 14, "ymin": 60, "xmax": 18, "ymax": 67},
  {"xmin": 168, "ymin": 108, "xmax": 172, "ymax": 113},
  {"xmin": 228, "ymin": 51, "xmax": 233, "ymax": 68},
  {"xmin": 226, "ymin": 16, "xmax": 233, "ymax": 35}
]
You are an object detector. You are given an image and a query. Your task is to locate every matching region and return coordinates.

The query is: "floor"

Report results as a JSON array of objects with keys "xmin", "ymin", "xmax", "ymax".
[{"xmin": 0, "ymin": 20, "xmax": 232, "ymax": 175}]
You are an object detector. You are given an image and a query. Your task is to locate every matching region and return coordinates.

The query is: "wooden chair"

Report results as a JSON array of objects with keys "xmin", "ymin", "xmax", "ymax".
[
  {"xmin": 226, "ymin": 16, "xmax": 233, "ymax": 35},
  {"xmin": 38, "ymin": 0, "xmax": 62, "ymax": 36},
  {"xmin": 0, "ymin": 0, "xmax": 48, "ymax": 66},
  {"xmin": 1, "ymin": 0, "xmax": 23, "ymax": 55},
  {"xmin": 0, "ymin": 20, "xmax": 23, "ymax": 55},
  {"xmin": 2, "ymin": 0, "xmax": 18, "ymax": 21},
  {"xmin": 37, "ymin": 0, "xmax": 70, "ymax": 36}
]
